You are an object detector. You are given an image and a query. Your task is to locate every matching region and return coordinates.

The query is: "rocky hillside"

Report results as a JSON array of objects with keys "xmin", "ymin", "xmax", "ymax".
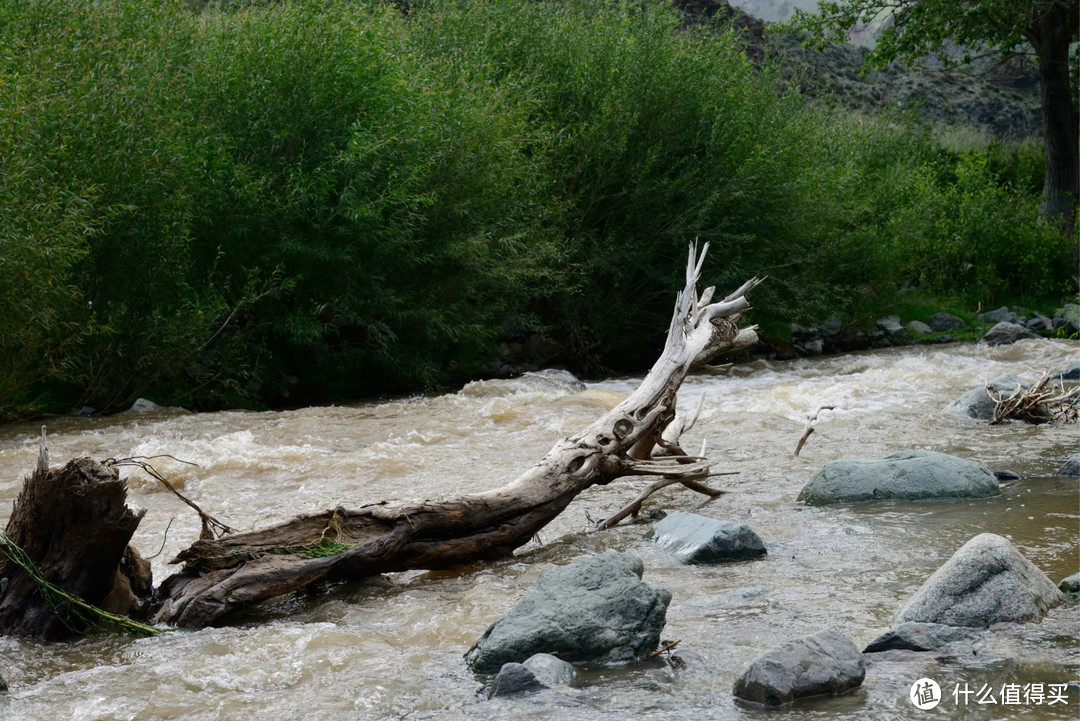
[{"xmin": 677, "ymin": 0, "xmax": 1041, "ymax": 140}]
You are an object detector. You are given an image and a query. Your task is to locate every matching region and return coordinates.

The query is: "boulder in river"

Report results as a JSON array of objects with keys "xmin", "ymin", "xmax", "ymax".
[
  {"xmin": 465, "ymin": 550, "xmax": 671, "ymax": 674},
  {"xmin": 863, "ymin": 621, "xmax": 979, "ymax": 653},
  {"xmin": 895, "ymin": 533, "xmax": 1065, "ymax": 628},
  {"xmin": 944, "ymin": 373, "xmax": 1024, "ymax": 420},
  {"xmin": 1055, "ymin": 454, "xmax": 1080, "ymax": 477},
  {"xmin": 797, "ymin": 450, "xmax": 1000, "ymax": 505},
  {"xmin": 732, "ymin": 629, "xmax": 865, "ymax": 706},
  {"xmin": 645, "ymin": 512, "xmax": 766, "ymax": 564},
  {"xmin": 981, "ymin": 321, "xmax": 1038, "ymax": 346}
]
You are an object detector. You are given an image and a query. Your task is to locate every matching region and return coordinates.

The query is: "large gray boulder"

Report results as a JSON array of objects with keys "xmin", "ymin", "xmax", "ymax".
[
  {"xmin": 797, "ymin": 450, "xmax": 1000, "ymax": 506},
  {"xmin": 982, "ymin": 321, "xmax": 1037, "ymax": 345},
  {"xmin": 646, "ymin": 512, "xmax": 766, "ymax": 564},
  {"xmin": 732, "ymin": 629, "xmax": 865, "ymax": 706},
  {"xmin": 944, "ymin": 374, "xmax": 1024, "ymax": 420},
  {"xmin": 465, "ymin": 551, "xmax": 671, "ymax": 674},
  {"xmin": 895, "ymin": 533, "xmax": 1065, "ymax": 628}
]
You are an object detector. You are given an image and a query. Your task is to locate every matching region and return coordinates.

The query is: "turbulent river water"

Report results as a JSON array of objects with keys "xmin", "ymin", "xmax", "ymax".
[{"xmin": 0, "ymin": 340, "xmax": 1076, "ymax": 720}]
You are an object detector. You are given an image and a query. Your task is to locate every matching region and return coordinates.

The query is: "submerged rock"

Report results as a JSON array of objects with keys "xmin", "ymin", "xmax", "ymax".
[
  {"xmin": 895, "ymin": 533, "xmax": 1065, "ymax": 628},
  {"xmin": 465, "ymin": 550, "xmax": 671, "ymax": 674},
  {"xmin": 646, "ymin": 512, "xmax": 766, "ymax": 564},
  {"xmin": 1051, "ymin": 361, "xmax": 1080, "ymax": 381},
  {"xmin": 978, "ymin": 306, "xmax": 1017, "ymax": 324},
  {"xmin": 490, "ymin": 663, "xmax": 547, "ymax": 697},
  {"xmin": 797, "ymin": 450, "xmax": 999, "ymax": 505},
  {"xmin": 732, "ymin": 629, "xmax": 865, "ymax": 706},
  {"xmin": 522, "ymin": 653, "xmax": 576, "ymax": 687},
  {"xmin": 1056, "ymin": 454, "xmax": 1080, "ymax": 477},
  {"xmin": 944, "ymin": 373, "xmax": 1024, "ymax": 420},
  {"xmin": 863, "ymin": 622, "xmax": 979, "ymax": 653},
  {"xmin": 981, "ymin": 321, "xmax": 1037, "ymax": 346},
  {"xmin": 1058, "ymin": 572, "xmax": 1080, "ymax": 595}
]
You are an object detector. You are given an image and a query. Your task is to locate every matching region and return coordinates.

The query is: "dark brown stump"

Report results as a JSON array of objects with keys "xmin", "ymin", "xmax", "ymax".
[{"xmin": 0, "ymin": 457, "xmax": 149, "ymax": 638}]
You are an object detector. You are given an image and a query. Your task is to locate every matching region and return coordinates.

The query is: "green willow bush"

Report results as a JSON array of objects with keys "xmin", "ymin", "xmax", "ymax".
[{"xmin": 0, "ymin": 0, "xmax": 1071, "ymax": 418}]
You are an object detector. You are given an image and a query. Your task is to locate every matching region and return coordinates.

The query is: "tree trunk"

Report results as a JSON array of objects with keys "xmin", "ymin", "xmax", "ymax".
[
  {"xmin": 1027, "ymin": 3, "xmax": 1079, "ymax": 231},
  {"xmin": 0, "ymin": 453, "xmax": 150, "ymax": 639},
  {"xmin": 2, "ymin": 244, "xmax": 759, "ymax": 633}
]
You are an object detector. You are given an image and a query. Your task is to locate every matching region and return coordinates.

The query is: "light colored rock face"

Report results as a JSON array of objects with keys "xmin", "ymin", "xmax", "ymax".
[
  {"xmin": 797, "ymin": 450, "xmax": 1000, "ymax": 506},
  {"xmin": 646, "ymin": 512, "xmax": 766, "ymax": 564},
  {"xmin": 522, "ymin": 653, "xmax": 576, "ymax": 687},
  {"xmin": 732, "ymin": 629, "xmax": 865, "ymax": 706},
  {"xmin": 896, "ymin": 533, "xmax": 1065, "ymax": 628},
  {"xmin": 464, "ymin": 551, "xmax": 671, "ymax": 674}
]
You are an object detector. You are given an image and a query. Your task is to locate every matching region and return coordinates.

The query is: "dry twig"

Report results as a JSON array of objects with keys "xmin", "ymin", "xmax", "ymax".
[
  {"xmin": 987, "ymin": 372, "xmax": 1079, "ymax": 425},
  {"xmin": 793, "ymin": 406, "xmax": 836, "ymax": 457}
]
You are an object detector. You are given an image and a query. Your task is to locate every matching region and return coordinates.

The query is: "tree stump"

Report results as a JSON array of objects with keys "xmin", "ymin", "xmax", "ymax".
[{"xmin": 0, "ymin": 456, "xmax": 149, "ymax": 638}]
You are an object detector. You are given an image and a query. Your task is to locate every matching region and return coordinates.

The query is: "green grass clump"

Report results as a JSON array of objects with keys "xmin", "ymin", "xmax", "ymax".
[
  {"xmin": 0, "ymin": 0, "xmax": 1072, "ymax": 417},
  {"xmin": 0, "ymin": 533, "xmax": 164, "ymax": 636}
]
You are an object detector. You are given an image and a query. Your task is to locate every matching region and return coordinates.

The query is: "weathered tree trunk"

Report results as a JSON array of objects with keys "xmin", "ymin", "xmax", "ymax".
[
  {"xmin": 2, "ymin": 244, "xmax": 759, "ymax": 633},
  {"xmin": 0, "ymin": 449, "xmax": 151, "ymax": 638}
]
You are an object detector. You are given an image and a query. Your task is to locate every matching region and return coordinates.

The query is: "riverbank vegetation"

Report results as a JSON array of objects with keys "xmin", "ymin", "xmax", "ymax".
[{"xmin": 1, "ymin": 0, "xmax": 1074, "ymax": 418}]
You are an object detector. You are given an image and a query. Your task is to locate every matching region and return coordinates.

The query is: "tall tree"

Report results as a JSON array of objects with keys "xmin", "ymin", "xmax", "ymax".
[{"xmin": 787, "ymin": 0, "xmax": 1079, "ymax": 230}]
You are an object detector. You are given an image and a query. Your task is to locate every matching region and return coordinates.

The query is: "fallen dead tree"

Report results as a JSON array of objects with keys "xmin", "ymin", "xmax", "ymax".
[{"xmin": 0, "ymin": 244, "xmax": 759, "ymax": 634}]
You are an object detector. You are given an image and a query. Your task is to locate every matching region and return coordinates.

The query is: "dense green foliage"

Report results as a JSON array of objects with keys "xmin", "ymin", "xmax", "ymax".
[{"xmin": 0, "ymin": 0, "xmax": 1073, "ymax": 418}]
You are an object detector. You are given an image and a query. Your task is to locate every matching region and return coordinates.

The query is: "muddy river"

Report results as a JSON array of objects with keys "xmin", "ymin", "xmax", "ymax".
[{"xmin": 0, "ymin": 340, "xmax": 1076, "ymax": 720}]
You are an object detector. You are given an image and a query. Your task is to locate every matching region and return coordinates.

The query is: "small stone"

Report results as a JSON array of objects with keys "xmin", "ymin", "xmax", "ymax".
[
  {"xmin": 522, "ymin": 653, "xmax": 576, "ymax": 687},
  {"xmin": 926, "ymin": 312, "xmax": 966, "ymax": 331},
  {"xmin": 1051, "ymin": 362, "xmax": 1080, "ymax": 381},
  {"xmin": 876, "ymin": 315, "xmax": 906, "ymax": 341},
  {"xmin": 981, "ymin": 321, "xmax": 1037, "ymax": 346},
  {"xmin": 733, "ymin": 629, "xmax": 865, "ymax": 706},
  {"xmin": 863, "ymin": 622, "xmax": 979, "ymax": 653},
  {"xmin": 993, "ymin": 470, "xmax": 1023, "ymax": 481},
  {"xmin": 128, "ymin": 398, "xmax": 164, "ymax": 413},
  {"xmin": 646, "ymin": 512, "xmax": 766, "ymax": 564},
  {"xmin": 819, "ymin": 315, "xmax": 843, "ymax": 336},
  {"xmin": 978, "ymin": 306, "xmax": 1015, "ymax": 324},
  {"xmin": 490, "ymin": 663, "xmax": 546, "ymax": 697},
  {"xmin": 1057, "ymin": 455, "xmax": 1080, "ymax": 477},
  {"xmin": 1058, "ymin": 572, "xmax": 1080, "ymax": 595},
  {"xmin": 905, "ymin": 320, "xmax": 933, "ymax": 336}
]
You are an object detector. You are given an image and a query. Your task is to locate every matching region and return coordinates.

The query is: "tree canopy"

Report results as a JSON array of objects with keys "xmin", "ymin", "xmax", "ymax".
[{"xmin": 787, "ymin": 0, "xmax": 1079, "ymax": 228}]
